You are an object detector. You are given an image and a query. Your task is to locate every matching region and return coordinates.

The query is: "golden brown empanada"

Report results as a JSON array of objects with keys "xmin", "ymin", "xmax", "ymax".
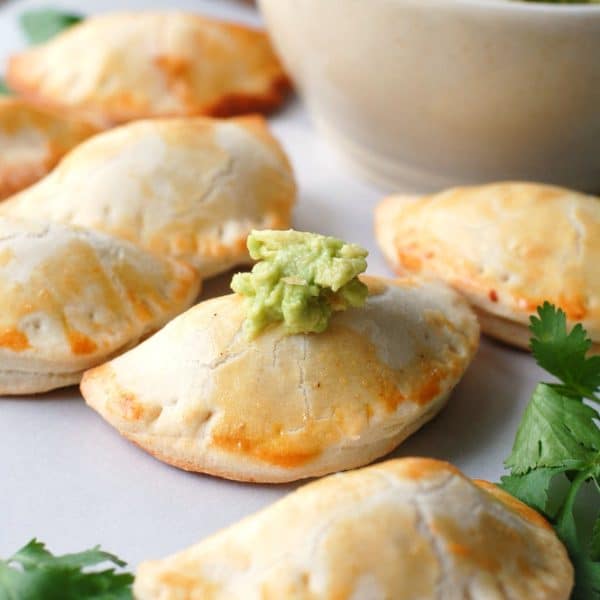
[
  {"xmin": 0, "ymin": 217, "xmax": 200, "ymax": 395},
  {"xmin": 134, "ymin": 458, "xmax": 573, "ymax": 600},
  {"xmin": 0, "ymin": 97, "xmax": 95, "ymax": 199},
  {"xmin": 375, "ymin": 182, "xmax": 600, "ymax": 351},
  {"xmin": 6, "ymin": 12, "xmax": 292, "ymax": 126},
  {"xmin": 81, "ymin": 276, "xmax": 479, "ymax": 483},
  {"xmin": 0, "ymin": 116, "xmax": 296, "ymax": 278}
]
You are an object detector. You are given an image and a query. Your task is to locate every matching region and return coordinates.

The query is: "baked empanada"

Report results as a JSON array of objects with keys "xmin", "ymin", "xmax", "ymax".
[
  {"xmin": 0, "ymin": 116, "xmax": 295, "ymax": 278},
  {"xmin": 375, "ymin": 182, "xmax": 600, "ymax": 351},
  {"xmin": 134, "ymin": 458, "xmax": 573, "ymax": 600},
  {"xmin": 6, "ymin": 12, "xmax": 291, "ymax": 126},
  {"xmin": 0, "ymin": 217, "xmax": 200, "ymax": 395},
  {"xmin": 81, "ymin": 276, "xmax": 479, "ymax": 483},
  {"xmin": 0, "ymin": 97, "xmax": 95, "ymax": 199}
]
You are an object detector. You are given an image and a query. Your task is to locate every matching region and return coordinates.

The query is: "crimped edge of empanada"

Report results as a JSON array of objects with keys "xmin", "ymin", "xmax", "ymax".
[
  {"xmin": 81, "ymin": 360, "xmax": 451, "ymax": 483},
  {"xmin": 375, "ymin": 193, "xmax": 600, "ymax": 349},
  {"xmin": 5, "ymin": 18, "xmax": 294, "ymax": 127},
  {"xmin": 0, "ymin": 98, "xmax": 97, "ymax": 198}
]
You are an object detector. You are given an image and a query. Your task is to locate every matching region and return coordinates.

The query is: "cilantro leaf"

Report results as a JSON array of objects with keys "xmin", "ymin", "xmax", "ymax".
[
  {"xmin": 501, "ymin": 303, "xmax": 600, "ymax": 599},
  {"xmin": 20, "ymin": 9, "xmax": 83, "ymax": 45},
  {"xmin": 0, "ymin": 77, "xmax": 10, "ymax": 95},
  {"xmin": 591, "ymin": 510, "xmax": 600, "ymax": 562},
  {"xmin": 11, "ymin": 539, "xmax": 127, "ymax": 571},
  {"xmin": 499, "ymin": 467, "xmax": 564, "ymax": 515},
  {"xmin": 569, "ymin": 546, "xmax": 600, "ymax": 600},
  {"xmin": 554, "ymin": 469, "xmax": 600, "ymax": 600},
  {"xmin": 0, "ymin": 539, "xmax": 133, "ymax": 600},
  {"xmin": 504, "ymin": 383, "xmax": 600, "ymax": 474},
  {"xmin": 530, "ymin": 302, "xmax": 600, "ymax": 402}
]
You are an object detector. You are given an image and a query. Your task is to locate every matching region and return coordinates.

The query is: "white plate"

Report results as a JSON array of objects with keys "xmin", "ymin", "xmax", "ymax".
[{"xmin": 0, "ymin": 0, "xmax": 545, "ymax": 569}]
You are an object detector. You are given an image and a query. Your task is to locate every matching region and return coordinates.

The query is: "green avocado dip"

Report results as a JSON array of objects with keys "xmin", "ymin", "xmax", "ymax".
[{"xmin": 231, "ymin": 230, "xmax": 369, "ymax": 338}]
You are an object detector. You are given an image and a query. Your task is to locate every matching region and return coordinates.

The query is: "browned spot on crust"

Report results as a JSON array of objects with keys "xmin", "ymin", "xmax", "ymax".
[
  {"xmin": 85, "ymin": 367, "xmax": 165, "ymax": 425},
  {"xmin": 489, "ymin": 289, "xmax": 498, "ymax": 302},
  {"xmin": 396, "ymin": 250, "xmax": 422, "ymax": 272},
  {"xmin": 432, "ymin": 509, "xmax": 535, "ymax": 577},
  {"xmin": 205, "ymin": 74, "xmax": 292, "ymax": 118},
  {"xmin": 68, "ymin": 329, "xmax": 98, "ymax": 355},
  {"xmin": 155, "ymin": 55, "xmax": 189, "ymax": 79},
  {"xmin": 414, "ymin": 369, "xmax": 442, "ymax": 405},
  {"xmin": 376, "ymin": 375, "xmax": 406, "ymax": 412},
  {"xmin": 557, "ymin": 293, "xmax": 587, "ymax": 321},
  {"xmin": 127, "ymin": 291, "xmax": 153, "ymax": 322},
  {"xmin": 446, "ymin": 540, "xmax": 501, "ymax": 572},
  {"xmin": 211, "ymin": 429, "xmax": 321, "ymax": 468},
  {"xmin": 395, "ymin": 457, "xmax": 460, "ymax": 481},
  {"xmin": 0, "ymin": 248, "xmax": 13, "ymax": 267},
  {"xmin": 0, "ymin": 327, "xmax": 30, "ymax": 351},
  {"xmin": 118, "ymin": 392, "xmax": 144, "ymax": 421}
]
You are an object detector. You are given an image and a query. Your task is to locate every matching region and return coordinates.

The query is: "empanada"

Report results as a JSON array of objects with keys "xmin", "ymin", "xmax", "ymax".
[
  {"xmin": 0, "ymin": 116, "xmax": 296, "ymax": 278},
  {"xmin": 0, "ymin": 97, "xmax": 95, "ymax": 199},
  {"xmin": 81, "ymin": 276, "xmax": 479, "ymax": 483},
  {"xmin": 375, "ymin": 182, "xmax": 600, "ymax": 351},
  {"xmin": 0, "ymin": 217, "xmax": 200, "ymax": 395},
  {"xmin": 134, "ymin": 458, "xmax": 573, "ymax": 600},
  {"xmin": 6, "ymin": 12, "xmax": 291, "ymax": 126}
]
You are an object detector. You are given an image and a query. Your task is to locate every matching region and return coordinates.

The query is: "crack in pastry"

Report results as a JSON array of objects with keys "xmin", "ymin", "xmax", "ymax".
[
  {"xmin": 0, "ymin": 116, "xmax": 296, "ymax": 278},
  {"xmin": 6, "ymin": 11, "xmax": 292, "ymax": 127},
  {"xmin": 0, "ymin": 217, "xmax": 200, "ymax": 395},
  {"xmin": 375, "ymin": 182, "xmax": 600, "ymax": 351},
  {"xmin": 132, "ymin": 458, "xmax": 573, "ymax": 599},
  {"xmin": 0, "ymin": 97, "xmax": 96, "ymax": 199},
  {"xmin": 81, "ymin": 276, "xmax": 479, "ymax": 483}
]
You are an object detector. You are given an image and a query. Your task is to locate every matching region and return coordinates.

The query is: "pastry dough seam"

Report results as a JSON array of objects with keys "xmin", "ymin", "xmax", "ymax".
[
  {"xmin": 0, "ymin": 367, "xmax": 83, "ymax": 377},
  {"xmin": 172, "ymin": 155, "xmax": 236, "ymax": 220},
  {"xmin": 567, "ymin": 201, "xmax": 585, "ymax": 263},
  {"xmin": 0, "ymin": 224, "xmax": 51, "ymax": 243},
  {"xmin": 298, "ymin": 336, "xmax": 310, "ymax": 422},
  {"xmin": 412, "ymin": 495, "xmax": 447, "ymax": 600}
]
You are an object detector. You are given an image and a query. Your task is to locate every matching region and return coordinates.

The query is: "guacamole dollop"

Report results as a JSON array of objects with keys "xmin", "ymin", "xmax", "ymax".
[{"xmin": 231, "ymin": 230, "xmax": 369, "ymax": 338}]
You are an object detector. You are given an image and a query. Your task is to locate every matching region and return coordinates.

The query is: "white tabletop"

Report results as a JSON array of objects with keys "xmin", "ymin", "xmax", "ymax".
[{"xmin": 0, "ymin": 0, "xmax": 547, "ymax": 569}]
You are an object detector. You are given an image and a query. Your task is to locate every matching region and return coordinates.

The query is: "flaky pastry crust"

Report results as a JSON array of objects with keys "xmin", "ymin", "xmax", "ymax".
[
  {"xmin": 133, "ymin": 457, "xmax": 573, "ymax": 600},
  {"xmin": 81, "ymin": 276, "xmax": 479, "ymax": 483},
  {"xmin": 375, "ymin": 182, "xmax": 600, "ymax": 347},
  {"xmin": 0, "ymin": 97, "xmax": 95, "ymax": 199},
  {"xmin": 0, "ymin": 116, "xmax": 296, "ymax": 278},
  {"xmin": 6, "ymin": 12, "xmax": 292, "ymax": 126},
  {"xmin": 0, "ymin": 217, "xmax": 200, "ymax": 395}
]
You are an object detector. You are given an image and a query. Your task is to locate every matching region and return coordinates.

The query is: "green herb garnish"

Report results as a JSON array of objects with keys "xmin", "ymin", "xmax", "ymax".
[
  {"xmin": 20, "ymin": 9, "xmax": 83, "ymax": 45},
  {"xmin": 500, "ymin": 302, "xmax": 600, "ymax": 599},
  {"xmin": 0, "ymin": 77, "xmax": 11, "ymax": 96},
  {"xmin": 0, "ymin": 539, "xmax": 133, "ymax": 599}
]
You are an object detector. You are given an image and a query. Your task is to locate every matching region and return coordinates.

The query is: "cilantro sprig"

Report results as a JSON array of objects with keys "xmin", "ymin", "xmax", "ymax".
[
  {"xmin": 530, "ymin": 303, "xmax": 600, "ymax": 403},
  {"xmin": 0, "ymin": 539, "xmax": 133, "ymax": 599},
  {"xmin": 20, "ymin": 9, "xmax": 83, "ymax": 45},
  {"xmin": 0, "ymin": 8, "xmax": 83, "ymax": 96},
  {"xmin": 0, "ymin": 77, "xmax": 11, "ymax": 96},
  {"xmin": 500, "ymin": 302, "xmax": 600, "ymax": 599}
]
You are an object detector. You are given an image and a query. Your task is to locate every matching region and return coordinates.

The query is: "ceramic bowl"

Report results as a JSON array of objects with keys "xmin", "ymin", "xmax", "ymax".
[{"xmin": 259, "ymin": 0, "xmax": 600, "ymax": 192}]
